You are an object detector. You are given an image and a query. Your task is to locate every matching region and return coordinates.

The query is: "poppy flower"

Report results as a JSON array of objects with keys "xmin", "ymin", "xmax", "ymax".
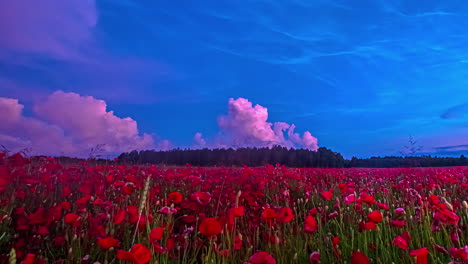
[
  {"xmin": 392, "ymin": 236, "xmax": 409, "ymax": 249},
  {"xmin": 149, "ymin": 227, "xmax": 164, "ymax": 242},
  {"xmin": 401, "ymin": 231, "xmax": 411, "ymax": 243},
  {"xmin": 249, "ymin": 251, "xmax": 276, "ymax": 264},
  {"xmin": 23, "ymin": 253, "xmax": 35, "ymax": 264},
  {"xmin": 377, "ymin": 203, "xmax": 389, "ymax": 211},
  {"xmin": 276, "ymin": 207, "xmax": 295, "ymax": 223},
  {"xmin": 167, "ymin": 192, "xmax": 183, "ymax": 204},
  {"xmin": 113, "ymin": 209, "xmax": 126, "ymax": 224},
  {"xmin": 304, "ymin": 216, "xmax": 318, "ymax": 233},
  {"xmin": 262, "ymin": 208, "xmax": 277, "ymax": 219},
  {"xmin": 158, "ymin": 206, "xmax": 177, "ymax": 215},
  {"xmin": 449, "ymin": 246, "xmax": 468, "ymax": 262},
  {"xmin": 97, "ymin": 237, "xmax": 119, "ymax": 250},
  {"xmin": 344, "ymin": 194, "xmax": 355, "ymax": 204},
  {"xmin": 428, "ymin": 194, "xmax": 440, "ymax": 205},
  {"xmin": 410, "ymin": 248, "xmax": 429, "ymax": 264},
  {"xmin": 309, "ymin": 251, "xmax": 320, "ymax": 263},
  {"xmin": 234, "ymin": 235, "xmax": 243, "ymax": 250},
  {"xmin": 116, "ymin": 243, "xmax": 151, "ymax": 264},
  {"xmin": 367, "ymin": 210, "xmax": 383, "ymax": 223},
  {"xmin": 199, "ymin": 218, "xmax": 222, "ymax": 237},
  {"xmin": 321, "ymin": 191, "xmax": 333, "ymax": 201},
  {"xmin": 64, "ymin": 213, "xmax": 81, "ymax": 227},
  {"xmin": 364, "ymin": 222, "xmax": 377, "ymax": 230},
  {"xmin": 395, "ymin": 208, "xmax": 405, "ymax": 215},
  {"xmin": 328, "ymin": 211, "xmax": 339, "ymax": 219},
  {"xmin": 192, "ymin": 192, "xmax": 211, "ymax": 205},
  {"xmin": 231, "ymin": 206, "xmax": 245, "ymax": 217},
  {"xmin": 332, "ymin": 237, "xmax": 340, "ymax": 245},
  {"xmin": 390, "ymin": 220, "xmax": 407, "ymax": 228},
  {"xmin": 350, "ymin": 252, "xmax": 370, "ymax": 264}
]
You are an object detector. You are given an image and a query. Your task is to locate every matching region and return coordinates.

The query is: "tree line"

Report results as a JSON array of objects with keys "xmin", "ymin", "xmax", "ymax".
[{"xmin": 117, "ymin": 146, "xmax": 468, "ymax": 168}]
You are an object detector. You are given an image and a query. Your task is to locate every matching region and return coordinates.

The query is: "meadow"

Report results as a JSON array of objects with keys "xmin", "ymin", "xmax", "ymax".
[{"xmin": 0, "ymin": 152, "xmax": 467, "ymax": 263}]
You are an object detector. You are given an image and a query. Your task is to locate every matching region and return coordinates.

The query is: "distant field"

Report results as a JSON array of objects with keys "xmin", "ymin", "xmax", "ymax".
[{"xmin": 0, "ymin": 153, "xmax": 467, "ymax": 263}]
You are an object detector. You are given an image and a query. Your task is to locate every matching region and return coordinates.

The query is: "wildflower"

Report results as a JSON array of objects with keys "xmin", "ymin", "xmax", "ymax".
[
  {"xmin": 277, "ymin": 207, "xmax": 295, "ymax": 223},
  {"xmin": 116, "ymin": 243, "xmax": 151, "ymax": 264},
  {"xmin": 249, "ymin": 251, "xmax": 276, "ymax": 264},
  {"xmin": 199, "ymin": 218, "xmax": 222, "ymax": 237},
  {"xmin": 392, "ymin": 236, "xmax": 409, "ymax": 249},
  {"xmin": 304, "ymin": 216, "xmax": 318, "ymax": 233},
  {"xmin": 149, "ymin": 227, "xmax": 164, "ymax": 242},
  {"xmin": 410, "ymin": 248, "xmax": 429, "ymax": 264},
  {"xmin": 167, "ymin": 192, "xmax": 183, "ymax": 204},
  {"xmin": 367, "ymin": 210, "xmax": 383, "ymax": 223},
  {"xmin": 97, "ymin": 237, "xmax": 119, "ymax": 250},
  {"xmin": 350, "ymin": 252, "xmax": 370, "ymax": 264},
  {"xmin": 309, "ymin": 251, "xmax": 320, "ymax": 263}
]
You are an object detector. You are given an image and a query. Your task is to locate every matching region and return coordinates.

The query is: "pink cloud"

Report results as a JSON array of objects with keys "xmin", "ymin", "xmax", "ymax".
[
  {"xmin": 0, "ymin": 0, "xmax": 97, "ymax": 59},
  {"xmin": 216, "ymin": 98, "xmax": 319, "ymax": 150},
  {"xmin": 0, "ymin": 91, "xmax": 166, "ymax": 156},
  {"xmin": 193, "ymin": 132, "xmax": 207, "ymax": 148}
]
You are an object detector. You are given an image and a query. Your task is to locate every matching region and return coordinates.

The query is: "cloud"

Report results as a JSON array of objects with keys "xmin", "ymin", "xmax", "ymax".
[
  {"xmin": 441, "ymin": 103, "xmax": 468, "ymax": 119},
  {"xmin": 0, "ymin": 0, "xmax": 97, "ymax": 59},
  {"xmin": 0, "ymin": 0, "xmax": 168, "ymax": 104},
  {"xmin": 193, "ymin": 132, "xmax": 207, "ymax": 148},
  {"xmin": 0, "ymin": 91, "xmax": 165, "ymax": 156},
  {"xmin": 215, "ymin": 98, "xmax": 318, "ymax": 150}
]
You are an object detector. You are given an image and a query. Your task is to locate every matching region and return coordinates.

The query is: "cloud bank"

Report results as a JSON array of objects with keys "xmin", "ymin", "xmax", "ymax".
[
  {"xmin": 0, "ymin": 91, "xmax": 161, "ymax": 156},
  {"xmin": 195, "ymin": 98, "xmax": 319, "ymax": 150}
]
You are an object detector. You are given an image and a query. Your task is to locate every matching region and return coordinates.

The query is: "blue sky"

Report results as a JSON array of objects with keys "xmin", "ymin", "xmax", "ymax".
[{"xmin": 1, "ymin": 0, "xmax": 468, "ymax": 157}]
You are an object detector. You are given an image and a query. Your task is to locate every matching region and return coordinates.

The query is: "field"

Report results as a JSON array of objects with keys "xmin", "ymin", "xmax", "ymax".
[{"xmin": 0, "ymin": 153, "xmax": 467, "ymax": 263}]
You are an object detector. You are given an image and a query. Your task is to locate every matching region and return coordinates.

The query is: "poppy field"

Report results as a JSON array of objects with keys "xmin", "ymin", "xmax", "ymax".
[{"xmin": 0, "ymin": 153, "xmax": 467, "ymax": 264}]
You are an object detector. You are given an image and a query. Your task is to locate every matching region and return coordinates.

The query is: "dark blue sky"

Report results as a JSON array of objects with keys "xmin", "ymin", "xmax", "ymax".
[{"xmin": 1, "ymin": 0, "xmax": 468, "ymax": 157}]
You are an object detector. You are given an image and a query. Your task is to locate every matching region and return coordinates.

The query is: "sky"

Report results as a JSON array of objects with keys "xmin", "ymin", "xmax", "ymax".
[{"xmin": 1, "ymin": 0, "xmax": 468, "ymax": 158}]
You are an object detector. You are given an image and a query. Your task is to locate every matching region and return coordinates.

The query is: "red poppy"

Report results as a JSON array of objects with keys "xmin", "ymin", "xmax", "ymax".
[
  {"xmin": 332, "ymin": 237, "xmax": 340, "ymax": 245},
  {"xmin": 113, "ymin": 209, "xmax": 126, "ymax": 224},
  {"xmin": 392, "ymin": 236, "xmax": 409, "ymax": 249},
  {"xmin": 410, "ymin": 248, "xmax": 429, "ymax": 264},
  {"xmin": 249, "ymin": 251, "xmax": 276, "ymax": 264},
  {"xmin": 149, "ymin": 227, "xmax": 164, "ymax": 242},
  {"xmin": 234, "ymin": 235, "xmax": 242, "ymax": 250},
  {"xmin": 401, "ymin": 231, "xmax": 411, "ymax": 243},
  {"xmin": 23, "ymin": 253, "xmax": 35, "ymax": 264},
  {"xmin": 199, "ymin": 218, "xmax": 222, "ymax": 237},
  {"xmin": 364, "ymin": 222, "xmax": 377, "ymax": 230},
  {"xmin": 309, "ymin": 251, "xmax": 320, "ymax": 263},
  {"xmin": 428, "ymin": 194, "xmax": 440, "ymax": 205},
  {"xmin": 276, "ymin": 207, "xmax": 295, "ymax": 223},
  {"xmin": 390, "ymin": 220, "xmax": 407, "ymax": 228},
  {"xmin": 116, "ymin": 243, "xmax": 151, "ymax": 264},
  {"xmin": 262, "ymin": 208, "xmax": 277, "ymax": 219},
  {"xmin": 61, "ymin": 201, "xmax": 71, "ymax": 210},
  {"xmin": 231, "ymin": 206, "xmax": 245, "ymax": 217},
  {"xmin": 344, "ymin": 194, "xmax": 355, "ymax": 204},
  {"xmin": 321, "ymin": 191, "xmax": 333, "ymax": 201},
  {"xmin": 167, "ymin": 192, "xmax": 183, "ymax": 204},
  {"xmin": 350, "ymin": 252, "xmax": 370, "ymax": 264},
  {"xmin": 449, "ymin": 246, "xmax": 468, "ymax": 262},
  {"xmin": 64, "ymin": 213, "xmax": 81, "ymax": 227},
  {"xmin": 395, "ymin": 208, "xmax": 405, "ymax": 215},
  {"xmin": 304, "ymin": 215, "xmax": 318, "ymax": 233},
  {"xmin": 97, "ymin": 237, "xmax": 119, "ymax": 250},
  {"xmin": 377, "ymin": 203, "xmax": 389, "ymax": 210},
  {"xmin": 328, "ymin": 211, "xmax": 339, "ymax": 219},
  {"xmin": 367, "ymin": 210, "xmax": 383, "ymax": 223},
  {"xmin": 192, "ymin": 192, "xmax": 212, "ymax": 205}
]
